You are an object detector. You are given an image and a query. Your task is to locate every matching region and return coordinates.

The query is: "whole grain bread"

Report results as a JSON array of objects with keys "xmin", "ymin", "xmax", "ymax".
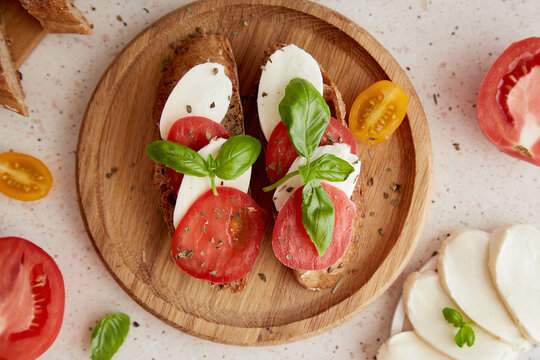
[
  {"xmin": 151, "ymin": 34, "xmax": 246, "ymax": 292},
  {"xmin": 19, "ymin": 0, "xmax": 93, "ymax": 34},
  {"xmin": 0, "ymin": 11, "xmax": 27, "ymax": 116},
  {"xmin": 260, "ymin": 43, "xmax": 364, "ymax": 290}
]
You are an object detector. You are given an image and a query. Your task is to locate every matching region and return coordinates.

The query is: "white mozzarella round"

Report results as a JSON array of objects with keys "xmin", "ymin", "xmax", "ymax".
[
  {"xmin": 257, "ymin": 44, "xmax": 323, "ymax": 141},
  {"xmin": 272, "ymin": 143, "xmax": 360, "ymax": 212},
  {"xmin": 159, "ymin": 63, "xmax": 232, "ymax": 139},
  {"xmin": 377, "ymin": 331, "xmax": 450, "ymax": 360},
  {"xmin": 489, "ymin": 224, "xmax": 540, "ymax": 344},
  {"xmin": 172, "ymin": 138, "xmax": 251, "ymax": 228},
  {"xmin": 438, "ymin": 229, "xmax": 531, "ymax": 351},
  {"xmin": 403, "ymin": 270, "xmax": 517, "ymax": 360}
]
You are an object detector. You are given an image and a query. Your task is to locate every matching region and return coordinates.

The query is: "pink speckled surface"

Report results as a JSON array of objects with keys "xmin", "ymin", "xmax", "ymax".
[{"xmin": 0, "ymin": 1, "xmax": 539, "ymax": 359}]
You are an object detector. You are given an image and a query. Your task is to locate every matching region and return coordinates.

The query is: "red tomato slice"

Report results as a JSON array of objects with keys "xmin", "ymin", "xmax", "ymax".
[
  {"xmin": 477, "ymin": 37, "xmax": 540, "ymax": 166},
  {"xmin": 171, "ymin": 187, "xmax": 263, "ymax": 283},
  {"xmin": 165, "ymin": 116, "xmax": 230, "ymax": 194},
  {"xmin": 266, "ymin": 118, "xmax": 358, "ymax": 183},
  {"xmin": 272, "ymin": 183, "xmax": 356, "ymax": 271},
  {"xmin": 0, "ymin": 237, "xmax": 65, "ymax": 360}
]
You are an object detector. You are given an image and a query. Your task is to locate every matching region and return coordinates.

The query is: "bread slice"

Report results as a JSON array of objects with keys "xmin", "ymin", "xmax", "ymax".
[
  {"xmin": 18, "ymin": 0, "xmax": 93, "ymax": 34},
  {"xmin": 151, "ymin": 34, "xmax": 246, "ymax": 292},
  {"xmin": 259, "ymin": 44, "xmax": 364, "ymax": 290},
  {"xmin": 0, "ymin": 11, "xmax": 27, "ymax": 116}
]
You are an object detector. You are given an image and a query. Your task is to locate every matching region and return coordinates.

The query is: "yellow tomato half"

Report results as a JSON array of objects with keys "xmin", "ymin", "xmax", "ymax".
[
  {"xmin": 0, "ymin": 152, "xmax": 53, "ymax": 201},
  {"xmin": 348, "ymin": 80, "xmax": 408, "ymax": 145}
]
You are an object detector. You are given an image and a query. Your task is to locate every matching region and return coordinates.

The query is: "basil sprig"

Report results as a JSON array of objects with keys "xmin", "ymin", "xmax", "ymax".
[
  {"xmin": 146, "ymin": 135, "xmax": 261, "ymax": 195},
  {"xmin": 442, "ymin": 307, "xmax": 475, "ymax": 348},
  {"xmin": 90, "ymin": 312, "xmax": 130, "ymax": 360},
  {"xmin": 264, "ymin": 78, "xmax": 354, "ymax": 257}
]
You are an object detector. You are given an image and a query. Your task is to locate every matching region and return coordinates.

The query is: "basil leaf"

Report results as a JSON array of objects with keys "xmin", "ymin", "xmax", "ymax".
[
  {"xmin": 301, "ymin": 179, "xmax": 335, "ymax": 256},
  {"xmin": 455, "ymin": 328, "xmax": 465, "ymax": 348},
  {"xmin": 309, "ymin": 154, "xmax": 354, "ymax": 182},
  {"xmin": 461, "ymin": 324, "xmax": 475, "ymax": 347},
  {"xmin": 90, "ymin": 312, "xmax": 130, "ymax": 360},
  {"xmin": 298, "ymin": 165, "xmax": 316, "ymax": 184},
  {"xmin": 214, "ymin": 135, "xmax": 261, "ymax": 180},
  {"xmin": 146, "ymin": 140, "xmax": 209, "ymax": 177},
  {"xmin": 442, "ymin": 307, "xmax": 463, "ymax": 327},
  {"xmin": 279, "ymin": 78, "xmax": 330, "ymax": 160}
]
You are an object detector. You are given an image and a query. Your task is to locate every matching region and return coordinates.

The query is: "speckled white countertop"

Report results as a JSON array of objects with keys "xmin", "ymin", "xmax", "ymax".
[{"xmin": 1, "ymin": 0, "xmax": 539, "ymax": 359}]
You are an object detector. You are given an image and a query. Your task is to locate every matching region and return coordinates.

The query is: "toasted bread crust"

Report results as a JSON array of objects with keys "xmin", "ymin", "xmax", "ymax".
[
  {"xmin": 0, "ymin": 12, "xmax": 27, "ymax": 116},
  {"xmin": 151, "ymin": 34, "xmax": 245, "ymax": 292},
  {"xmin": 18, "ymin": 0, "xmax": 93, "ymax": 34}
]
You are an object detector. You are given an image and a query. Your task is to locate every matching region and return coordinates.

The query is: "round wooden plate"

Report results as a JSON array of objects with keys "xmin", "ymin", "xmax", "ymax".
[{"xmin": 76, "ymin": 0, "xmax": 433, "ymax": 345}]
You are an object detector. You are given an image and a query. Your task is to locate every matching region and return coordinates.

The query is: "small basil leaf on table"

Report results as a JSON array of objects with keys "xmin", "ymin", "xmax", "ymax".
[
  {"xmin": 301, "ymin": 179, "xmax": 335, "ymax": 256},
  {"xmin": 309, "ymin": 153, "xmax": 354, "ymax": 182},
  {"xmin": 215, "ymin": 135, "xmax": 261, "ymax": 180},
  {"xmin": 442, "ymin": 307, "xmax": 463, "ymax": 327},
  {"xmin": 90, "ymin": 312, "xmax": 130, "ymax": 360},
  {"xmin": 146, "ymin": 140, "xmax": 209, "ymax": 177},
  {"xmin": 279, "ymin": 78, "xmax": 330, "ymax": 160},
  {"xmin": 454, "ymin": 328, "xmax": 466, "ymax": 348}
]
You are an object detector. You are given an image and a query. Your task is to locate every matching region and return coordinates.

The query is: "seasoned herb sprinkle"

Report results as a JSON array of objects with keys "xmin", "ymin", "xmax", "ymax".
[
  {"xmin": 258, "ymin": 273, "xmax": 267, "ymax": 282},
  {"xmin": 332, "ymin": 275, "xmax": 345, "ymax": 294},
  {"xmin": 186, "ymin": 105, "xmax": 192, "ymax": 113}
]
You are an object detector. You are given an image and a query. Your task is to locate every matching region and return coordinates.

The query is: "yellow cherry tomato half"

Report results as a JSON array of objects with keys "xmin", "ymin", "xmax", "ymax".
[
  {"xmin": 0, "ymin": 152, "xmax": 53, "ymax": 201},
  {"xmin": 348, "ymin": 80, "xmax": 408, "ymax": 145}
]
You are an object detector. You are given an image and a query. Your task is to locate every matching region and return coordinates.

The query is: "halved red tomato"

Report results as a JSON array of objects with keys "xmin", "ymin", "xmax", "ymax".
[
  {"xmin": 0, "ymin": 152, "xmax": 53, "ymax": 201},
  {"xmin": 165, "ymin": 116, "xmax": 230, "ymax": 194},
  {"xmin": 0, "ymin": 237, "xmax": 65, "ymax": 360},
  {"xmin": 172, "ymin": 187, "xmax": 263, "ymax": 283},
  {"xmin": 265, "ymin": 118, "xmax": 358, "ymax": 183},
  {"xmin": 272, "ymin": 183, "xmax": 356, "ymax": 271},
  {"xmin": 477, "ymin": 37, "xmax": 540, "ymax": 166}
]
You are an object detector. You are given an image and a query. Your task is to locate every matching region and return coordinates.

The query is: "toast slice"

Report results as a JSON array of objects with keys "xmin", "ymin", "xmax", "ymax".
[
  {"xmin": 259, "ymin": 44, "xmax": 364, "ymax": 290},
  {"xmin": 19, "ymin": 0, "xmax": 93, "ymax": 34},
  {"xmin": 0, "ymin": 11, "xmax": 27, "ymax": 116},
  {"xmin": 151, "ymin": 34, "xmax": 246, "ymax": 292}
]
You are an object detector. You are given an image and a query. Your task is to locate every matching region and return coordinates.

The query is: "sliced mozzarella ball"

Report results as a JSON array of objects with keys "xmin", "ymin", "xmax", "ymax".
[
  {"xmin": 403, "ymin": 270, "xmax": 517, "ymax": 360},
  {"xmin": 257, "ymin": 44, "xmax": 323, "ymax": 141},
  {"xmin": 173, "ymin": 138, "xmax": 251, "ymax": 228},
  {"xmin": 489, "ymin": 224, "xmax": 540, "ymax": 344},
  {"xmin": 438, "ymin": 230, "xmax": 531, "ymax": 351},
  {"xmin": 377, "ymin": 331, "xmax": 450, "ymax": 360},
  {"xmin": 160, "ymin": 63, "xmax": 232, "ymax": 139},
  {"xmin": 272, "ymin": 143, "xmax": 360, "ymax": 211}
]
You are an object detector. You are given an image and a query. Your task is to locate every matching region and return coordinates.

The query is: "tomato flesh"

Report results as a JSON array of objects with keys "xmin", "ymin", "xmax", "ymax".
[
  {"xmin": 266, "ymin": 118, "xmax": 358, "ymax": 183},
  {"xmin": 272, "ymin": 183, "xmax": 356, "ymax": 271},
  {"xmin": 172, "ymin": 187, "xmax": 263, "ymax": 283},
  {"xmin": 0, "ymin": 237, "xmax": 64, "ymax": 360},
  {"xmin": 165, "ymin": 116, "xmax": 230, "ymax": 194},
  {"xmin": 0, "ymin": 152, "xmax": 53, "ymax": 201},
  {"xmin": 348, "ymin": 80, "xmax": 408, "ymax": 145}
]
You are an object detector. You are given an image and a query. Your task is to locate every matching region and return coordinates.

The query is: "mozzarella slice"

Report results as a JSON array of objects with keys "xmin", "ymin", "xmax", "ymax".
[
  {"xmin": 272, "ymin": 143, "xmax": 360, "ymax": 211},
  {"xmin": 377, "ymin": 331, "xmax": 451, "ymax": 360},
  {"xmin": 438, "ymin": 230, "xmax": 531, "ymax": 351},
  {"xmin": 403, "ymin": 270, "xmax": 517, "ymax": 360},
  {"xmin": 172, "ymin": 138, "xmax": 251, "ymax": 228},
  {"xmin": 160, "ymin": 63, "xmax": 232, "ymax": 139},
  {"xmin": 257, "ymin": 44, "xmax": 324, "ymax": 141},
  {"xmin": 489, "ymin": 224, "xmax": 540, "ymax": 344}
]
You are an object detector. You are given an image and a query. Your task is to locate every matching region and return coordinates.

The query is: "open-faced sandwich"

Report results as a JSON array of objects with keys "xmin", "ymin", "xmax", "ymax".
[
  {"xmin": 257, "ymin": 44, "xmax": 364, "ymax": 290},
  {"xmin": 146, "ymin": 34, "xmax": 263, "ymax": 292}
]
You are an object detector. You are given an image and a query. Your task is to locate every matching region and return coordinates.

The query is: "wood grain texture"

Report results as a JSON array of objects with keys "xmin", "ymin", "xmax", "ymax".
[{"xmin": 76, "ymin": 0, "xmax": 433, "ymax": 345}]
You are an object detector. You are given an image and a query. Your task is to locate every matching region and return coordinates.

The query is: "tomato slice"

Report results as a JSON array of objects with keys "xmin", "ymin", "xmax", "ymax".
[
  {"xmin": 265, "ymin": 118, "xmax": 358, "ymax": 183},
  {"xmin": 477, "ymin": 37, "xmax": 540, "ymax": 166},
  {"xmin": 348, "ymin": 80, "xmax": 408, "ymax": 145},
  {"xmin": 272, "ymin": 183, "xmax": 356, "ymax": 271},
  {"xmin": 0, "ymin": 152, "xmax": 53, "ymax": 201},
  {"xmin": 0, "ymin": 237, "xmax": 65, "ymax": 360},
  {"xmin": 165, "ymin": 116, "xmax": 230, "ymax": 194},
  {"xmin": 172, "ymin": 187, "xmax": 263, "ymax": 283}
]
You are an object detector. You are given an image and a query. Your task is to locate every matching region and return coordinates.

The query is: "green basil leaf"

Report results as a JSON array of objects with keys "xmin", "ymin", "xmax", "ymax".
[
  {"xmin": 454, "ymin": 328, "xmax": 465, "ymax": 348},
  {"xmin": 301, "ymin": 179, "xmax": 335, "ymax": 256},
  {"xmin": 214, "ymin": 135, "xmax": 261, "ymax": 180},
  {"xmin": 146, "ymin": 140, "xmax": 209, "ymax": 177},
  {"xmin": 442, "ymin": 307, "xmax": 463, "ymax": 327},
  {"xmin": 90, "ymin": 312, "xmax": 130, "ymax": 360},
  {"xmin": 461, "ymin": 324, "xmax": 475, "ymax": 347},
  {"xmin": 309, "ymin": 154, "xmax": 355, "ymax": 182},
  {"xmin": 298, "ymin": 165, "xmax": 316, "ymax": 184},
  {"xmin": 279, "ymin": 78, "xmax": 330, "ymax": 159}
]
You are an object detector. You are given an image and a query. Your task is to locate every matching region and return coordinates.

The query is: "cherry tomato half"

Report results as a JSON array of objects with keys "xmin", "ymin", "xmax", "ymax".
[
  {"xmin": 0, "ymin": 152, "xmax": 53, "ymax": 201},
  {"xmin": 348, "ymin": 80, "xmax": 408, "ymax": 145}
]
